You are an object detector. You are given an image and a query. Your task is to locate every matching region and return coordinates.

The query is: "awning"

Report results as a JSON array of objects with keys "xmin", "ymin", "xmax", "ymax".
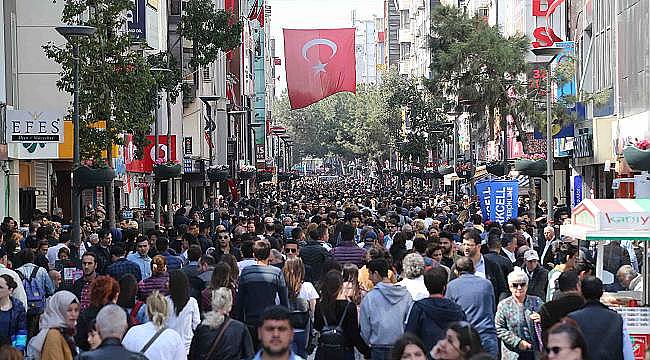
[{"xmin": 561, "ymin": 199, "xmax": 650, "ymax": 241}]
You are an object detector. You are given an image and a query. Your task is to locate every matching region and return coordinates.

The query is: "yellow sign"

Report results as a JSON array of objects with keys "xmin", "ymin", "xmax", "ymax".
[
  {"xmin": 58, "ymin": 121, "xmax": 118, "ymax": 159},
  {"xmin": 147, "ymin": 0, "xmax": 159, "ymax": 9}
]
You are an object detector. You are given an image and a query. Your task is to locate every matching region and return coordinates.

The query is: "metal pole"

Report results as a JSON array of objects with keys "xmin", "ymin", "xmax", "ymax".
[
  {"xmin": 71, "ymin": 42, "xmax": 81, "ymax": 244},
  {"xmin": 453, "ymin": 117, "xmax": 458, "ymax": 200},
  {"xmin": 154, "ymin": 83, "xmax": 160, "ymax": 226},
  {"xmin": 546, "ymin": 63, "xmax": 554, "ymax": 222},
  {"xmin": 166, "ymin": 90, "xmax": 173, "ymax": 227}
]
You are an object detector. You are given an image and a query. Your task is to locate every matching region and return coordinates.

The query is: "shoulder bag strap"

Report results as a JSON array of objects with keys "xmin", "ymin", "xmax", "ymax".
[
  {"xmin": 205, "ymin": 318, "xmax": 232, "ymax": 359},
  {"xmin": 29, "ymin": 266, "xmax": 39, "ymax": 281},
  {"xmin": 336, "ymin": 301, "xmax": 350, "ymax": 328},
  {"xmin": 140, "ymin": 326, "xmax": 167, "ymax": 353}
]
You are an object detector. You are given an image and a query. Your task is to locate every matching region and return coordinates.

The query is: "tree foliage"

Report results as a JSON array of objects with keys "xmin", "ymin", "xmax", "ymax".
[
  {"xmin": 178, "ymin": 0, "xmax": 243, "ymax": 67},
  {"xmin": 44, "ymin": 0, "xmax": 158, "ymax": 161}
]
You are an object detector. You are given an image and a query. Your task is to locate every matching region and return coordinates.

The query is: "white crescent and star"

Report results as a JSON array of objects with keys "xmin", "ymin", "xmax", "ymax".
[{"xmin": 301, "ymin": 38, "xmax": 338, "ymax": 74}]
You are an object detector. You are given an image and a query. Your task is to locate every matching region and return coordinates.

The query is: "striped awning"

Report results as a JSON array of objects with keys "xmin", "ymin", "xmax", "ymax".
[{"xmin": 561, "ymin": 199, "xmax": 650, "ymax": 241}]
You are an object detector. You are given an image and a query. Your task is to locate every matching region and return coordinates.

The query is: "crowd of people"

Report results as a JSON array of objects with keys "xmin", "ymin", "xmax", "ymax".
[{"xmin": 0, "ymin": 176, "xmax": 644, "ymax": 360}]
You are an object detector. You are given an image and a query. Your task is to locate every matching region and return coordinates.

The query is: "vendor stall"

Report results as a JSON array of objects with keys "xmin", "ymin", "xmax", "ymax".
[{"xmin": 561, "ymin": 199, "xmax": 650, "ymax": 359}]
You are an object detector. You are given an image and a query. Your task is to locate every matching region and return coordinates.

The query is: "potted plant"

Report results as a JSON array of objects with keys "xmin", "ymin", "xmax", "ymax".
[
  {"xmin": 256, "ymin": 169, "xmax": 274, "ymax": 182},
  {"xmin": 455, "ymin": 161, "xmax": 475, "ymax": 179},
  {"xmin": 515, "ymin": 154, "xmax": 547, "ymax": 176},
  {"xmin": 238, "ymin": 164, "xmax": 257, "ymax": 180},
  {"xmin": 438, "ymin": 165, "xmax": 454, "ymax": 176},
  {"xmin": 153, "ymin": 159, "xmax": 182, "ymax": 179},
  {"xmin": 623, "ymin": 140, "xmax": 650, "ymax": 171},
  {"xmin": 74, "ymin": 159, "xmax": 115, "ymax": 189},
  {"xmin": 486, "ymin": 161, "xmax": 510, "ymax": 177},
  {"xmin": 207, "ymin": 164, "xmax": 230, "ymax": 182}
]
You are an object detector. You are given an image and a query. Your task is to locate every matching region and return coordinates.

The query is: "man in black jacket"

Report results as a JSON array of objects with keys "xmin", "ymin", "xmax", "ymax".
[
  {"xmin": 87, "ymin": 229, "xmax": 112, "ymax": 274},
  {"xmin": 483, "ymin": 231, "xmax": 514, "ymax": 280},
  {"xmin": 459, "ymin": 229, "xmax": 508, "ymax": 302},
  {"xmin": 78, "ymin": 304, "xmax": 147, "ymax": 360},
  {"xmin": 539, "ymin": 270, "xmax": 583, "ymax": 332},
  {"xmin": 405, "ymin": 266, "xmax": 466, "ymax": 352},
  {"xmin": 299, "ymin": 225, "xmax": 332, "ymax": 283},
  {"xmin": 568, "ymin": 276, "xmax": 633, "ymax": 360}
]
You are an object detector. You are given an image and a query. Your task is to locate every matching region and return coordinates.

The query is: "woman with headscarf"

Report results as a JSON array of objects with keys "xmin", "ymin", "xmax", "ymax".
[{"xmin": 26, "ymin": 290, "xmax": 80, "ymax": 360}]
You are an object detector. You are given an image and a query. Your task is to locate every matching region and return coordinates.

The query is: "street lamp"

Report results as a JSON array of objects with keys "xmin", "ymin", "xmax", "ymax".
[
  {"xmin": 151, "ymin": 67, "xmax": 172, "ymax": 226},
  {"xmin": 531, "ymin": 46, "xmax": 563, "ymax": 223},
  {"xmin": 55, "ymin": 25, "xmax": 96, "ymax": 245}
]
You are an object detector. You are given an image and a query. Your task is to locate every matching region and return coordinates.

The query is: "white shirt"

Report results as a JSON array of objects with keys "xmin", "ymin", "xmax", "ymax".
[
  {"xmin": 397, "ymin": 276, "xmax": 429, "ymax": 301},
  {"xmin": 299, "ymin": 281, "xmax": 319, "ymax": 302},
  {"xmin": 475, "ymin": 255, "xmax": 486, "ymax": 279},
  {"xmin": 502, "ymin": 248, "xmax": 516, "ymax": 263},
  {"xmin": 122, "ymin": 322, "xmax": 187, "ymax": 360},
  {"xmin": 166, "ymin": 296, "xmax": 200, "ymax": 353}
]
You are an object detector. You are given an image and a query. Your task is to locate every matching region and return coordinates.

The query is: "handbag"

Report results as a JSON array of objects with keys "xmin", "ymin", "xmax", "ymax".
[{"xmin": 204, "ymin": 318, "xmax": 233, "ymax": 359}]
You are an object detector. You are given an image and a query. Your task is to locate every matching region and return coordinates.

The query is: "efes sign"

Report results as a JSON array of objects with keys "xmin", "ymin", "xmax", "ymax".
[{"xmin": 6, "ymin": 110, "xmax": 64, "ymax": 143}]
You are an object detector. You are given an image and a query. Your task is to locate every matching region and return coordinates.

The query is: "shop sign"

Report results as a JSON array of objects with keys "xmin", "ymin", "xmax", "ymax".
[
  {"xmin": 6, "ymin": 110, "xmax": 63, "ymax": 143},
  {"xmin": 127, "ymin": 0, "xmax": 146, "ymax": 41},
  {"xmin": 574, "ymin": 133, "xmax": 593, "ymax": 158},
  {"xmin": 531, "ymin": 0, "xmax": 564, "ymax": 48},
  {"xmin": 256, "ymin": 144, "xmax": 265, "ymax": 162},
  {"xmin": 183, "ymin": 137, "xmax": 192, "ymax": 155},
  {"xmin": 572, "ymin": 175, "xmax": 583, "ymax": 209}
]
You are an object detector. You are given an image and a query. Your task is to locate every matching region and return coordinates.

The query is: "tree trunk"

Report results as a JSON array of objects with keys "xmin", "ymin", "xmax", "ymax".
[{"xmin": 511, "ymin": 112, "xmax": 529, "ymax": 153}]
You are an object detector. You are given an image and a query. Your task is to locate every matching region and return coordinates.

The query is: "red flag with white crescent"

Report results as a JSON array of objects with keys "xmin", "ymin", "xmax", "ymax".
[{"xmin": 283, "ymin": 28, "xmax": 356, "ymax": 110}]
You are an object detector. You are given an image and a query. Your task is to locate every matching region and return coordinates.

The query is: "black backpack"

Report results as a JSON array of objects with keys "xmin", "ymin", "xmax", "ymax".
[
  {"xmin": 319, "ymin": 302, "xmax": 349, "ymax": 352},
  {"xmin": 288, "ymin": 296, "xmax": 310, "ymax": 330}
]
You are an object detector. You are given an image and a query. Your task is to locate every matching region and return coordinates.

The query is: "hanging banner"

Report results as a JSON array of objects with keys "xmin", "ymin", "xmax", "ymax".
[
  {"xmin": 475, "ymin": 180, "xmax": 519, "ymax": 223},
  {"xmin": 475, "ymin": 180, "xmax": 491, "ymax": 221},
  {"xmin": 127, "ymin": 0, "xmax": 146, "ymax": 41},
  {"xmin": 573, "ymin": 175, "xmax": 583, "ymax": 208}
]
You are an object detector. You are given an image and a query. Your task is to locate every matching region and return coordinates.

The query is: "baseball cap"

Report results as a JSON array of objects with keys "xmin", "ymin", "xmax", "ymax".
[{"xmin": 524, "ymin": 249, "xmax": 539, "ymax": 261}]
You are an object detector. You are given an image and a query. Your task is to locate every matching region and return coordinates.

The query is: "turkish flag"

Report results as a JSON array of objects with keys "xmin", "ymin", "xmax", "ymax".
[{"xmin": 283, "ymin": 28, "xmax": 356, "ymax": 110}]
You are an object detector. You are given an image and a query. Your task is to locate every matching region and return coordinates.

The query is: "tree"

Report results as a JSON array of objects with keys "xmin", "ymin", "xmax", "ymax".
[{"xmin": 178, "ymin": 0, "xmax": 243, "ymax": 67}]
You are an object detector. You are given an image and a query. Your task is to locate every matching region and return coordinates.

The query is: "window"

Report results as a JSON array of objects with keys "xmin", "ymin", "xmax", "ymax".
[
  {"xmin": 400, "ymin": 10, "xmax": 410, "ymax": 29},
  {"xmin": 400, "ymin": 42, "xmax": 411, "ymax": 60},
  {"xmin": 170, "ymin": 0, "xmax": 181, "ymax": 15},
  {"xmin": 203, "ymin": 66, "xmax": 211, "ymax": 82}
]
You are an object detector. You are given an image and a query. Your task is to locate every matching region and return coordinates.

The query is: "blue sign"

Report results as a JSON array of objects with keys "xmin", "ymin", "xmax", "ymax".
[
  {"xmin": 475, "ymin": 180, "xmax": 519, "ymax": 223},
  {"xmin": 573, "ymin": 175, "xmax": 583, "ymax": 209},
  {"xmin": 475, "ymin": 180, "xmax": 491, "ymax": 221},
  {"xmin": 127, "ymin": 0, "xmax": 146, "ymax": 41}
]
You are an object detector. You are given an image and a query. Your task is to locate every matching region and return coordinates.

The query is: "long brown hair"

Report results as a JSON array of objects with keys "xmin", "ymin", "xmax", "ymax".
[{"xmin": 283, "ymin": 257, "xmax": 305, "ymax": 300}]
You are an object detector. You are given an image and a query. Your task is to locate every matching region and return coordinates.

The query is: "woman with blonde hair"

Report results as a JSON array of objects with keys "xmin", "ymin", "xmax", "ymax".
[
  {"xmin": 283, "ymin": 257, "xmax": 319, "ymax": 357},
  {"xmin": 122, "ymin": 291, "xmax": 186, "ymax": 360},
  {"xmin": 189, "ymin": 287, "xmax": 254, "ymax": 360}
]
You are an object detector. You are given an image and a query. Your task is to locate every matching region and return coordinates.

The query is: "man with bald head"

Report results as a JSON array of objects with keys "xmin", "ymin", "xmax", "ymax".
[{"xmin": 540, "ymin": 226, "xmax": 558, "ymax": 268}]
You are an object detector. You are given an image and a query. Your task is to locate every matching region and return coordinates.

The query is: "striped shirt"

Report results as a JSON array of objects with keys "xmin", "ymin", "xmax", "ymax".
[
  {"xmin": 137, "ymin": 272, "xmax": 169, "ymax": 301},
  {"xmin": 237, "ymin": 264, "xmax": 288, "ymax": 325}
]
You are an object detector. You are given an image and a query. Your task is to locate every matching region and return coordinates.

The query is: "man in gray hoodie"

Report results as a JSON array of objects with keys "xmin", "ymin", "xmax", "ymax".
[{"xmin": 360, "ymin": 258, "xmax": 413, "ymax": 360}]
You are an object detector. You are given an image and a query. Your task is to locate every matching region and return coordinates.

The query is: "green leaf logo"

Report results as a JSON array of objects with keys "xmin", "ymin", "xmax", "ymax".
[{"xmin": 22, "ymin": 143, "xmax": 46, "ymax": 153}]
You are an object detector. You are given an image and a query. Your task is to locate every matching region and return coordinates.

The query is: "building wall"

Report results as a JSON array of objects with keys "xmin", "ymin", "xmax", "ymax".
[{"xmin": 385, "ymin": 0, "xmax": 401, "ymax": 70}]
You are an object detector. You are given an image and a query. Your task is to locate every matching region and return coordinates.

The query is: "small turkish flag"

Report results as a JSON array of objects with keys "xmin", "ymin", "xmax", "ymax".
[{"xmin": 283, "ymin": 28, "xmax": 356, "ymax": 110}]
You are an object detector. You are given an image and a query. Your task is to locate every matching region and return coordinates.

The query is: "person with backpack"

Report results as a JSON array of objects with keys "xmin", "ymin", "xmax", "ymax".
[
  {"xmin": 283, "ymin": 257, "xmax": 318, "ymax": 358},
  {"xmin": 314, "ymin": 269, "xmax": 370, "ymax": 360},
  {"xmin": 15, "ymin": 248, "xmax": 54, "ymax": 338},
  {"xmin": 117, "ymin": 274, "xmax": 148, "ymax": 327},
  {"xmin": 122, "ymin": 290, "xmax": 186, "ymax": 360}
]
